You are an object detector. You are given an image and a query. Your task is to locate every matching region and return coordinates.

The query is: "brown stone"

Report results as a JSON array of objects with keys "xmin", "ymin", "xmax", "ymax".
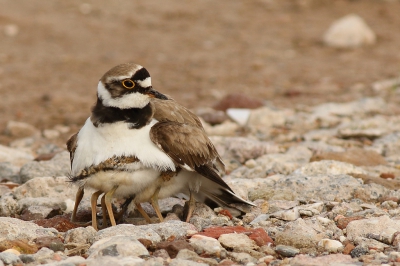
[
  {"xmin": 34, "ymin": 215, "xmax": 81, "ymax": 232},
  {"xmin": 156, "ymin": 240, "xmax": 193, "ymax": 258},
  {"xmin": 196, "ymin": 226, "xmax": 273, "ymax": 246},
  {"xmin": 0, "ymin": 240, "xmax": 38, "ymax": 254},
  {"xmin": 336, "ymin": 216, "xmax": 364, "ymax": 230},
  {"xmin": 343, "ymin": 243, "xmax": 355, "ymax": 255},
  {"xmin": 380, "ymin": 173, "xmax": 395, "ymax": 179},
  {"xmin": 34, "ymin": 236, "xmax": 65, "ymax": 252}
]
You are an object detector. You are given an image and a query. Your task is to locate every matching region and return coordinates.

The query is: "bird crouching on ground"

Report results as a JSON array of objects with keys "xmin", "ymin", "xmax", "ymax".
[{"xmin": 67, "ymin": 62, "xmax": 255, "ymax": 229}]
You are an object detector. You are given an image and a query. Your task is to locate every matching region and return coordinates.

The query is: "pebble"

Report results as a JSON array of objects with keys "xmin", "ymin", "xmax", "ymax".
[
  {"xmin": 346, "ymin": 215, "xmax": 400, "ymax": 242},
  {"xmin": 0, "ymin": 252, "xmax": 22, "ymax": 265},
  {"xmin": 275, "ymin": 245, "xmax": 300, "ymax": 257},
  {"xmin": 189, "ymin": 235, "xmax": 224, "ymax": 257},
  {"xmin": 218, "ymin": 233, "xmax": 258, "ymax": 251},
  {"xmin": 87, "ymin": 236, "xmax": 149, "ymax": 259},
  {"xmin": 323, "ymin": 14, "xmax": 376, "ymax": 48},
  {"xmin": 318, "ymin": 239, "xmax": 344, "ymax": 253}
]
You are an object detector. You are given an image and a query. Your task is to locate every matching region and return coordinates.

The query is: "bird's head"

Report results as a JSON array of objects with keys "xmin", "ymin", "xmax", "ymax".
[{"xmin": 97, "ymin": 63, "xmax": 167, "ymax": 109}]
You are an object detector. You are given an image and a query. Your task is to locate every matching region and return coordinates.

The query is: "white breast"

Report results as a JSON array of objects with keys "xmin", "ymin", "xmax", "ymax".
[{"xmin": 71, "ymin": 118, "xmax": 176, "ymax": 176}]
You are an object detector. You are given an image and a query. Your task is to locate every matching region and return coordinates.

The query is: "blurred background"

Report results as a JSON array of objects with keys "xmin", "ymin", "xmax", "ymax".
[{"xmin": 1, "ymin": 0, "xmax": 400, "ymax": 144}]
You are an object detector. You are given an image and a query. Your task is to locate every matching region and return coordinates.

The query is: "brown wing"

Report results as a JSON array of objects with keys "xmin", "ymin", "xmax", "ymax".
[
  {"xmin": 150, "ymin": 121, "xmax": 230, "ymax": 190},
  {"xmin": 152, "ymin": 98, "xmax": 203, "ymax": 128},
  {"xmin": 66, "ymin": 132, "xmax": 78, "ymax": 169}
]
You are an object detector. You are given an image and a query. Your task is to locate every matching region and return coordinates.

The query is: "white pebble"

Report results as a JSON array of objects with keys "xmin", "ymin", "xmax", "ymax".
[{"xmin": 318, "ymin": 239, "xmax": 344, "ymax": 253}]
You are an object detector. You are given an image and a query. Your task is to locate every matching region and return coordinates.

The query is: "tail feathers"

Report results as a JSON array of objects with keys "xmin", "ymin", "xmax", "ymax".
[{"xmin": 193, "ymin": 178, "xmax": 255, "ymax": 217}]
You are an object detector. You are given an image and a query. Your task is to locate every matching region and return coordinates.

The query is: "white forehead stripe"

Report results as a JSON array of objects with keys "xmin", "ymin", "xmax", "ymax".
[
  {"xmin": 136, "ymin": 77, "xmax": 152, "ymax": 88},
  {"xmin": 97, "ymin": 81, "xmax": 150, "ymax": 109}
]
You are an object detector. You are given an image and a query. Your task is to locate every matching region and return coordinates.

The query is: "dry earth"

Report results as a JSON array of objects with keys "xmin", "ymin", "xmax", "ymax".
[{"xmin": 1, "ymin": 0, "xmax": 400, "ymax": 144}]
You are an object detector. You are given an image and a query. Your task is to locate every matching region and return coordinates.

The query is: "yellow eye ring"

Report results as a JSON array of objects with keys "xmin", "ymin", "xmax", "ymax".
[{"xmin": 122, "ymin": 79, "xmax": 135, "ymax": 89}]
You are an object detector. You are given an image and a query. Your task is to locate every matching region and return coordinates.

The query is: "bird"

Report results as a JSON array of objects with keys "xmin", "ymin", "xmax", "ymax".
[{"xmin": 67, "ymin": 63, "xmax": 254, "ymax": 229}]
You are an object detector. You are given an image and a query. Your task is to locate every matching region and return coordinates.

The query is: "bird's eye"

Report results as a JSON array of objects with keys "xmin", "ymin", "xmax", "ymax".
[{"xmin": 122, "ymin": 79, "xmax": 135, "ymax": 89}]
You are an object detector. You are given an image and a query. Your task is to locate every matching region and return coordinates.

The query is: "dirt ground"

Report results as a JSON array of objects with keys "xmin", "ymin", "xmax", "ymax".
[{"xmin": 1, "ymin": 0, "xmax": 400, "ymax": 144}]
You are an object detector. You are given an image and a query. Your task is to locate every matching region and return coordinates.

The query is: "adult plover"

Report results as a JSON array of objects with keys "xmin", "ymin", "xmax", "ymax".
[{"xmin": 67, "ymin": 63, "xmax": 254, "ymax": 229}]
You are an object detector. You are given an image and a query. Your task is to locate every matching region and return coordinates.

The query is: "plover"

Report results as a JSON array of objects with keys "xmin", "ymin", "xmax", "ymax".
[{"xmin": 68, "ymin": 63, "xmax": 254, "ymax": 228}]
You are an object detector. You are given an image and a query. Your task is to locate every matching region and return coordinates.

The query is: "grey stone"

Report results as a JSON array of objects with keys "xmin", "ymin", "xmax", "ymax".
[
  {"xmin": 176, "ymin": 249, "xmax": 218, "ymax": 265},
  {"xmin": 88, "ymin": 236, "xmax": 149, "ymax": 259},
  {"xmin": 93, "ymin": 224, "xmax": 161, "ymax": 244},
  {"xmin": 169, "ymin": 258, "xmax": 208, "ymax": 266},
  {"xmin": 20, "ymin": 205, "xmax": 55, "ymax": 220},
  {"xmin": 0, "ymin": 217, "xmax": 58, "ymax": 243},
  {"xmin": 0, "ymin": 252, "xmax": 22, "ymax": 265},
  {"xmin": 248, "ymin": 174, "xmax": 363, "ymax": 202},
  {"xmin": 0, "ymin": 193, "xmax": 19, "ymax": 217},
  {"xmin": 275, "ymin": 245, "xmax": 300, "ymax": 257},
  {"xmin": 33, "ymin": 247, "xmax": 55, "ymax": 264},
  {"xmin": 227, "ymin": 252, "xmax": 257, "ymax": 264},
  {"xmin": 85, "ymin": 256, "xmax": 145, "ymax": 266},
  {"xmin": 141, "ymin": 221, "xmax": 197, "ymax": 241},
  {"xmin": 189, "ymin": 235, "xmax": 224, "ymax": 257},
  {"xmin": 64, "ymin": 226, "xmax": 97, "ymax": 245},
  {"xmin": 229, "ymin": 145, "xmax": 313, "ymax": 179},
  {"xmin": 0, "ymin": 162, "xmax": 20, "ymax": 183},
  {"xmin": 19, "ymin": 151, "xmax": 70, "ymax": 183},
  {"xmin": 218, "ymin": 233, "xmax": 258, "ymax": 251},
  {"xmin": 0, "ymin": 144, "xmax": 34, "ymax": 167},
  {"xmin": 346, "ymin": 215, "xmax": 400, "ymax": 242},
  {"xmin": 323, "ymin": 14, "xmax": 376, "ymax": 48}
]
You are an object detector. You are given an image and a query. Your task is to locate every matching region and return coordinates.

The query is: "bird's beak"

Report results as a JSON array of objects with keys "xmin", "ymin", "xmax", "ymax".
[{"xmin": 147, "ymin": 88, "xmax": 169, "ymax": 100}]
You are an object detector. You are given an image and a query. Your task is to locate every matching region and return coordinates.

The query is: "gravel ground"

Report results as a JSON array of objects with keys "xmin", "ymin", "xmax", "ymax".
[{"xmin": 1, "ymin": 91, "xmax": 400, "ymax": 265}]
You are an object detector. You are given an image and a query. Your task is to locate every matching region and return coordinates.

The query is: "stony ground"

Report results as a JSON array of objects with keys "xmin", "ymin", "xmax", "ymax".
[
  {"xmin": 2, "ymin": 0, "xmax": 400, "ymax": 265},
  {"xmin": 1, "ymin": 92, "xmax": 400, "ymax": 265}
]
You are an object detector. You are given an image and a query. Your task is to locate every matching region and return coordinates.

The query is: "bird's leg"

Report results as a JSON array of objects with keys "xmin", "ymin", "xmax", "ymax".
[
  {"xmin": 115, "ymin": 197, "xmax": 134, "ymax": 223},
  {"xmin": 150, "ymin": 186, "xmax": 163, "ymax": 222},
  {"xmin": 185, "ymin": 191, "xmax": 196, "ymax": 222},
  {"xmin": 135, "ymin": 203, "xmax": 152, "ymax": 223},
  {"xmin": 99, "ymin": 193, "xmax": 108, "ymax": 229},
  {"xmin": 104, "ymin": 186, "xmax": 118, "ymax": 226},
  {"xmin": 71, "ymin": 186, "xmax": 84, "ymax": 222},
  {"xmin": 90, "ymin": 190, "xmax": 103, "ymax": 231}
]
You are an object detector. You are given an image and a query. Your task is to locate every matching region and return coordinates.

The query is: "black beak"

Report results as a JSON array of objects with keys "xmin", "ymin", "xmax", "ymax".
[{"xmin": 147, "ymin": 88, "xmax": 169, "ymax": 100}]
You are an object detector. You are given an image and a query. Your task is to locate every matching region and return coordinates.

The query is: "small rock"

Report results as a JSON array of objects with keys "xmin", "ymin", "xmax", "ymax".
[
  {"xmin": 176, "ymin": 249, "xmax": 218, "ymax": 265},
  {"xmin": 0, "ymin": 217, "xmax": 57, "ymax": 243},
  {"xmin": 226, "ymin": 108, "xmax": 251, "ymax": 126},
  {"xmin": 336, "ymin": 216, "xmax": 364, "ymax": 230},
  {"xmin": 323, "ymin": 14, "xmax": 376, "ymax": 48},
  {"xmin": 343, "ymin": 243, "xmax": 356, "ymax": 255},
  {"xmin": 34, "ymin": 216, "xmax": 79, "ymax": 232},
  {"xmin": 218, "ymin": 233, "xmax": 258, "ymax": 251},
  {"xmin": 152, "ymin": 249, "xmax": 170, "ymax": 260},
  {"xmin": 227, "ymin": 252, "xmax": 257, "ymax": 264},
  {"xmin": 18, "ymin": 152, "xmax": 70, "ymax": 183},
  {"xmin": 42, "ymin": 129, "xmax": 60, "ymax": 139},
  {"xmin": 350, "ymin": 246, "xmax": 368, "ymax": 258},
  {"xmin": 189, "ymin": 235, "xmax": 224, "ymax": 257},
  {"xmin": 20, "ymin": 205, "xmax": 56, "ymax": 221},
  {"xmin": 93, "ymin": 224, "xmax": 161, "ymax": 244},
  {"xmin": 64, "ymin": 226, "xmax": 97, "ymax": 245},
  {"xmin": 291, "ymin": 254, "xmax": 357, "ymax": 265},
  {"xmin": 34, "ymin": 236, "xmax": 64, "ymax": 252},
  {"xmin": 346, "ymin": 215, "xmax": 400, "ymax": 242},
  {"xmin": 275, "ymin": 245, "xmax": 300, "ymax": 257},
  {"xmin": 0, "ymin": 252, "xmax": 21, "ymax": 265},
  {"xmin": 5, "ymin": 121, "xmax": 40, "ymax": 138},
  {"xmin": 318, "ymin": 239, "xmax": 344, "ymax": 253},
  {"xmin": 270, "ymin": 207, "xmax": 300, "ymax": 221},
  {"xmin": 196, "ymin": 108, "xmax": 228, "ymax": 125},
  {"xmin": 87, "ymin": 236, "xmax": 149, "ymax": 259},
  {"xmin": 33, "ymin": 247, "xmax": 55, "ymax": 263},
  {"xmin": 4, "ymin": 24, "xmax": 19, "ymax": 37},
  {"xmin": 156, "ymin": 240, "xmax": 193, "ymax": 259},
  {"xmin": 0, "ymin": 145, "xmax": 34, "ymax": 167}
]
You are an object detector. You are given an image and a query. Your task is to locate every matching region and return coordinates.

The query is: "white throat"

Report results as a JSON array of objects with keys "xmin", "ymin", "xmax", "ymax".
[{"xmin": 97, "ymin": 81, "xmax": 150, "ymax": 109}]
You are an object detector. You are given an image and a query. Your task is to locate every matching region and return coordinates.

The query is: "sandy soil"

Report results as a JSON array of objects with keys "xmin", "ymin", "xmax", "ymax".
[{"xmin": 1, "ymin": 0, "xmax": 400, "ymax": 144}]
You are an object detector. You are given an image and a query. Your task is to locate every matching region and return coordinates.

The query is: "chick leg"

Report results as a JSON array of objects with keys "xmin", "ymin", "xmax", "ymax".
[
  {"xmin": 104, "ymin": 186, "xmax": 118, "ymax": 226},
  {"xmin": 71, "ymin": 186, "xmax": 84, "ymax": 222},
  {"xmin": 185, "ymin": 191, "xmax": 196, "ymax": 222},
  {"xmin": 135, "ymin": 203, "xmax": 152, "ymax": 223},
  {"xmin": 150, "ymin": 186, "xmax": 164, "ymax": 222},
  {"xmin": 115, "ymin": 197, "xmax": 134, "ymax": 223},
  {"xmin": 99, "ymin": 193, "xmax": 108, "ymax": 229},
  {"xmin": 90, "ymin": 190, "xmax": 103, "ymax": 231}
]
